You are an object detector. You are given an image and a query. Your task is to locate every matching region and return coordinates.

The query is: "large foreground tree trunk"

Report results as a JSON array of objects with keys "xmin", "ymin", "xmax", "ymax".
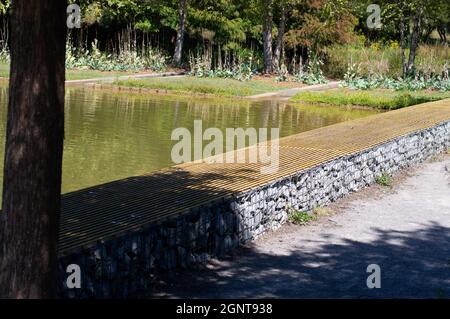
[
  {"xmin": 273, "ymin": 5, "xmax": 287, "ymax": 72},
  {"xmin": 173, "ymin": 0, "xmax": 188, "ymax": 66},
  {"xmin": 0, "ymin": 0, "xmax": 67, "ymax": 299},
  {"xmin": 262, "ymin": 0, "xmax": 273, "ymax": 74}
]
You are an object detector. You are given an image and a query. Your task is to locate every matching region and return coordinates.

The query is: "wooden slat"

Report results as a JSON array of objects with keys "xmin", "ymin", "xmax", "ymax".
[{"xmin": 58, "ymin": 99, "xmax": 450, "ymax": 255}]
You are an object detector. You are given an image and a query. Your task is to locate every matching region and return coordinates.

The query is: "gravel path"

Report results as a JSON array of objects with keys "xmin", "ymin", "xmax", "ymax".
[{"xmin": 153, "ymin": 155, "xmax": 450, "ymax": 299}]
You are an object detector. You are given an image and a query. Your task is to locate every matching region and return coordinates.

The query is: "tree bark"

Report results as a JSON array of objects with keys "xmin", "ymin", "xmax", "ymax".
[
  {"xmin": 406, "ymin": 5, "xmax": 423, "ymax": 76},
  {"xmin": 273, "ymin": 4, "xmax": 287, "ymax": 72},
  {"xmin": 0, "ymin": 0, "xmax": 66, "ymax": 299},
  {"xmin": 173, "ymin": 0, "xmax": 187, "ymax": 66},
  {"xmin": 437, "ymin": 27, "xmax": 446, "ymax": 43},
  {"xmin": 399, "ymin": 14, "xmax": 408, "ymax": 77},
  {"xmin": 262, "ymin": 0, "xmax": 273, "ymax": 74}
]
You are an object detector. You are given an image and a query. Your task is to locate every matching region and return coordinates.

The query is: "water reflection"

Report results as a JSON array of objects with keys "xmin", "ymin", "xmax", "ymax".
[{"xmin": 0, "ymin": 86, "xmax": 378, "ymax": 194}]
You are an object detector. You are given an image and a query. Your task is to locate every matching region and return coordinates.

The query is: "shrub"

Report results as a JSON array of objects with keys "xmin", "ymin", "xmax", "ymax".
[
  {"xmin": 288, "ymin": 209, "xmax": 316, "ymax": 225},
  {"xmin": 376, "ymin": 173, "xmax": 392, "ymax": 187}
]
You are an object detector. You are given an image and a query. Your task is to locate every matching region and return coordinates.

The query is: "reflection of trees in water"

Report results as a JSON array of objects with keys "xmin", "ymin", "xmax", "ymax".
[{"xmin": 1, "ymin": 87, "xmax": 378, "ymax": 195}]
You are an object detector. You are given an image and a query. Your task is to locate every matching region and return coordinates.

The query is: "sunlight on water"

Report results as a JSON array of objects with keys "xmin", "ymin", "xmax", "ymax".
[{"xmin": 0, "ymin": 85, "xmax": 378, "ymax": 194}]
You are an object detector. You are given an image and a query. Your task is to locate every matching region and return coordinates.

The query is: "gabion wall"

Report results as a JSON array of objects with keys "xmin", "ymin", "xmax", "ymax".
[{"xmin": 58, "ymin": 120, "xmax": 450, "ymax": 298}]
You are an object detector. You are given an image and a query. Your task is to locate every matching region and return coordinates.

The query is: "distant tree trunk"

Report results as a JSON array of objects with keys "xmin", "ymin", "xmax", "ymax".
[
  {"xmin": 0, "ymin": 0, "xmax": 66, "ymax": 299},
  {"xmin": 173, "ymin": 0, "xmax": 187, "ymax": 66},
  {"xmin": 262, "ymin": 0, "xmax": 273, "ymax": 74},
  {"xmin": 437, "ymin": 27, "xmax": 446, "ymax": 43},
  {"xmin": 273, "ymin": 5, "xmax": 287, "ymax": 72},
  {"xmin": 406, "ymin": 5, "xmax": 423, "ymax": 76},
  {"xmin": 399, "ymin": 14, "xmax": 408, "ymax": 77}
]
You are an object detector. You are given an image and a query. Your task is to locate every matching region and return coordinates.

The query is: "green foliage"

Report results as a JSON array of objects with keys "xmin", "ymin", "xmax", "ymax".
[
  {"xmin": 325, "ymin": 44, "xmax": 449, "ymax": 80},
  {"xmin": 288, "ymin": 209, "xmax": 316, "ymax": 225},
  {"xmin": 275, "ymin": 64, "xmax": 289, "ymax": 82},
  {"xmin": 325, "ymin": 43, "xmax": 403, "ymax": 79},
  {"xmin": 0, "ymin": 47, "xmax": 8, "ymax": 64},
  {"xmin": 376, "ymin": 173, "xmax": 393, "ymax": 187},
  {"xmin": 0, "ymin": 0, "xmax": 448, "ymax": 79},
  {"xmin": 66, "ymin": 40, "xmax": 168, "ymax": 72},
  {"xmin": 339, "ymin": 45, "xmax": 450, "ymax": 92},
  {"xmin": 291, "ymin": 88, "xmax": 450, "ymax": 110},
  {"xmin": 284, "ymin": 0, "xmax": 357, "ymax": 53},
  {"xmin": 342, "ymin": 75, "xmax": 450, "ymax": 92},
  {"xmin": 188, "ymin": 47, "xmax": 255, "ymax": 81},
  {"xmin": 113, "ymin": 76, "xmax": 289, "ymax": 97},
  {"xmin": 293, "ymin": 56, "xmax": 328, "ymax": 85}
]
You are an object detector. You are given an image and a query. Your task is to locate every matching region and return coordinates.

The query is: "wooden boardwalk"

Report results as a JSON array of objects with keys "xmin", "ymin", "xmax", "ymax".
[{"xmin": 59, "ymin": 99, "xmax": 450, "ymax": 255}]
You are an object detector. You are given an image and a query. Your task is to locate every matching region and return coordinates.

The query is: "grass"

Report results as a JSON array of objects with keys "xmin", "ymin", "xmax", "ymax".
[
  {"xmin": 113, "ymin": 76, "xmax": 293, "ymax": 97},
  {"xmin": 0, "ymin": 62, "xmax": 146, "ymax": 81},
  {"xmin": 291, "ymin": 88, "xmax": 450, "ymax": 110},
  {"xmin": 324, "ymin": 44, "xmax": 449, "ymax": 79},
  {"xmin": 375, "ymin": 173, "xmax": 393, "ymax": 187},
  {"xmin": 288, "ymin": 209, "xmax": 316, "ymax": 225}
]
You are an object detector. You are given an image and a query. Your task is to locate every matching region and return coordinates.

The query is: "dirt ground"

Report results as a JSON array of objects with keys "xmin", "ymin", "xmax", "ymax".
[{"xmin": 151, "ymin": 154, "xmax": 450, "ymax": 299}]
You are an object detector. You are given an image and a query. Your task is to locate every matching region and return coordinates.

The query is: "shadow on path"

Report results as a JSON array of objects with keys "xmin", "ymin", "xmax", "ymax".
[{"xmin": 153, "ymin": 222, "xmax": 450, "ymax": 298}]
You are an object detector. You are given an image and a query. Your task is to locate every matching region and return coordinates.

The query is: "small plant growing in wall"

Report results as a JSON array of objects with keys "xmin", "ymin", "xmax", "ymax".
[
  {"xmin": 288, "ymin": 209, "xmax": 316, "ymax": 225},
  {"xmin": 376, "ymin": 173, "xmax": 392, "ymax": 187}
]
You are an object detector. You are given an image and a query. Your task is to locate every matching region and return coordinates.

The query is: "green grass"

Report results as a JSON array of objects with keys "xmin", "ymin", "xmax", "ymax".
[
  {"xmin": 0, "ymin": 62, "xmax": 139, "ymax": 81},
  {"xmin": 375, "ymin": 173, "xmax": 393, "ymax": 187},
  {"xmin": 113, "ymin": 76, "xmax": 289, "ymax": 97},
  {"xmin": 291, "ymin": 88, "xmax": 450, "ymax": 110},
  {"xmin": 288, "ymin": 210, "xmax": 316, "ymax": 225}
]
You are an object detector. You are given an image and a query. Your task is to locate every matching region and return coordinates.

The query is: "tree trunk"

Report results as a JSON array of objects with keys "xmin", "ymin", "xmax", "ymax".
[
  {"xmin": 0, "ymin": 0, "xmax": 66, "ymax": 299},
  {"xmin": 173, "ymin": 0, "xmax": 187, "ymax": 66},
  {"xmin": 262, "ymin": 0, "xmax": 273, "ymax": 74},
  {"xmin": 399, "ymin": 14, "xmax": 408, "ymax": 77},
  {"xmin": 273, "ymin": 4, "xmax": 287, "ymax": 72},
  {"xmin": 406, "ymin": 5, "xmax": 423, "ymax": 76},
  {"xmin": 437, "ymin": 27, "xmax": 446, "ymax": 44}
]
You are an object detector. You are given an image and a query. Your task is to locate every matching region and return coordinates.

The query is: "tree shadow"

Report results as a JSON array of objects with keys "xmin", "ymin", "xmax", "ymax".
[
  {"xmin": 151, "ymin": 222, "xmax": 450, "ymax": 299},
  {"xmin": 58, "ymin": 165, "xmax": 258, "ymax": 254}
]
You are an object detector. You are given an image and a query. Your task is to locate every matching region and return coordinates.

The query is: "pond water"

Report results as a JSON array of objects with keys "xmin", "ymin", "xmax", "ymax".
[{"xmin": 0, "ymin": 85, "xmax": 378, "ymax": 194}]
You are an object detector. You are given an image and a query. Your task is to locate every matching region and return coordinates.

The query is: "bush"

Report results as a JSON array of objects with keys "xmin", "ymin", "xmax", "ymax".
[
  {"xmin": 288, "ymin": 210, "xmax": 316, "ymax": 225},
  {"xmin": 376, "ymin": 173, "xmax": 392, "ymax": 187}
]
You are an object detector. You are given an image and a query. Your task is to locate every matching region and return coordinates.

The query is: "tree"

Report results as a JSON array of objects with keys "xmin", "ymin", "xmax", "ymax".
[
  {"xmin": 173, "ymin": 0, "xmax": 188, "ymax": 66},
  {"xmin": 273, "ymin": 1, "xmax": 288, "ymax": 71},
  {"xmin": 396, "ymin": 0, "xmax": 424, "ymax": 77},
  {"xmin": 364, "ymin": 0, "xmax": 447, "ymax": 77},
  {"xmin": 0, "ymin": 0, "xmax": 67, "ymax": 299},
  {"xmin": 261, "ymin": 0, "xmax": 273, "ymax": 74}
]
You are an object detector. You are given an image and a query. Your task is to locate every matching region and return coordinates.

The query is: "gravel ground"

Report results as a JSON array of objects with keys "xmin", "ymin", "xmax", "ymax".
[{"xmin": 152, "ymin": 154, "xmax": 450, "ymax": 299}]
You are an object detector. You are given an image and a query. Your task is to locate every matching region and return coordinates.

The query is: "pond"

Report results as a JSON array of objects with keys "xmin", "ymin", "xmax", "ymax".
[{"xmin": 0, "ymin": 85, "xmax": 378, "ymax": 194}]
